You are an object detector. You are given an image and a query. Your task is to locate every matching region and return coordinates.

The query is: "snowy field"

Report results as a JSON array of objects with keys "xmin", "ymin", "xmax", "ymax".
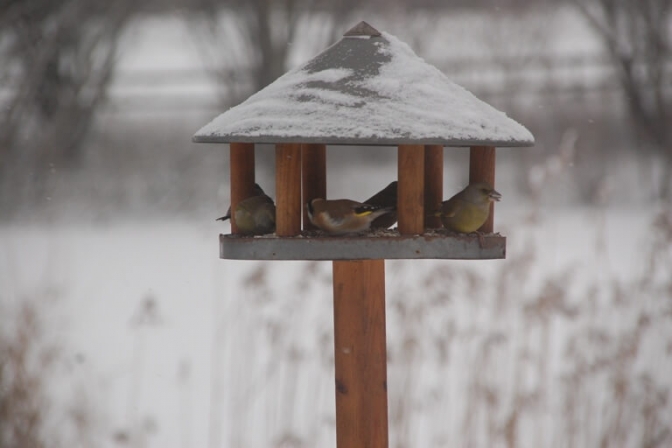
[
  {"xmin": 2, "ymin": 205, "xmax": 671, "ymax": 448},
  {"xmin": 3, "ymin": 5, "xmax": 672, "ymax": 448}
]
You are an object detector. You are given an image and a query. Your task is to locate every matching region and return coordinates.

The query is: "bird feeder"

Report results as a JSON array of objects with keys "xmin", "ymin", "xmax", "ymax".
[{"xmin": 194, "ymin": 21, "xmax": 533, "ymax": 448}]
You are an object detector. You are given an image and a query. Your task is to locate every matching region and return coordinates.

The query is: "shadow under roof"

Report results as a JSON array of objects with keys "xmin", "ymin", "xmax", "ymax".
[{"xmin": 193, "ymin": 21, "xmax": 534, "ymax": 148}]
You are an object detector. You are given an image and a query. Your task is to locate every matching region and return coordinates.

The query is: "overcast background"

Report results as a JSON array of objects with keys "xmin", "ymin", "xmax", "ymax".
[{"xmin": 1, "ymin": 1, "xmax": 671, "ymax": 447}]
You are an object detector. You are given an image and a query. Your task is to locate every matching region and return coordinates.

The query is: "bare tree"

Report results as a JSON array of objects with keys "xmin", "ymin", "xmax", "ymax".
[
  {"xmin": 188, "ymin": 0, "xmax": 366, "ymax": 107},
  {"xmin": 572, "ymin": 0, "xmax": 672, "ymax": 199},
  {"xmin": 0, "ymin": 0, "xmax": 137, "ymax": 211}
]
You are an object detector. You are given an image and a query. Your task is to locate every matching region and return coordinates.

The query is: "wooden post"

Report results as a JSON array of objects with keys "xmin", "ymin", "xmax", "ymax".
[
  {"xmin": 275, "ymin": 143, "xmax": 302, "ymax": 236},
  {"xmin": 229, "ymin": 142, "xmax": 256, "ymax": 234},
  {"xmin": 469, "ymin": 145, "xmax": 496, "ymax": 233},
  {"xmin": 333, "ymin": 259, "xmax": 388, "ymax": 448},
  {"xmin": 424, "ymin": 145, "xmax": 443, "ymax": 229},
  {"xmin": 397, "ymin": 145, "xmax": 425, "ymax": 235},
  {"xmin": 301, "ymin": 144, "xmax": 327, "ymax": 230}
]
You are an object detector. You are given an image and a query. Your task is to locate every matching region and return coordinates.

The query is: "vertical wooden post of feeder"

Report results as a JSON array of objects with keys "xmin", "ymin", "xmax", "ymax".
[
  {"xmin": 275, "ymin": 143, "xmax": 302, "ymax": 236},
  {"xmin": 424, "ymin": 145, "xmax": 444, "ymax": 229},
  {"xmin": 469, "ymin": 145, "xmax": 496, "ymax": 232},
  {"xmin": 333, "ymin": 258, "xmax": 388, "ymax": 448},
  {"xmin": 229, "ymin": 142, "xmax": 256, "ymax": 234},
  {"xmin": 301, "ymin": 144, "xmax": 327, "ymax": 230},
  {"xmin": 398, "ymin": 145, "xmax": 425, "ymax": 234}
]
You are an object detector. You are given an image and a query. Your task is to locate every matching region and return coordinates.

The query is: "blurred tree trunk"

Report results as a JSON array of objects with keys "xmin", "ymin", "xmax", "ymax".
[
  {"xmin": 0, "ymin": 0, "xmax": 137, "ymax": 213},
  {"xmin": 572, "ymin": 0, "xmax": 672, "ymax": 199}
]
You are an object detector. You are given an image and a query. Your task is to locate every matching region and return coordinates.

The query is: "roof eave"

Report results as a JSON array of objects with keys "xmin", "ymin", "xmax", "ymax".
[{"xmin": 192, "ymin": 134, "xmax": 535, "ymax": 148}]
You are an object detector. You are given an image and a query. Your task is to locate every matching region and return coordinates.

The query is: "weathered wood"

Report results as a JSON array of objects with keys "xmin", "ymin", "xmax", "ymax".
[
  {"xmin": 424, "ymin": 145, "xmax": 443, "ymax": 229},
  {"xmin": 333, "ymin": 259, "xmax": 388, "ymax": 448},
  {"xmin": 219, "ymin": 233, "xmax": 506, "ymax": 260},
  {"xmin": 301, "ymin": 144, "xmax": 327, "ymax": 230},
  {"xmin": 275, "ymin": 143, "xmax": 302, "ymax": 236},
  {"xmin": 469, "ymin": 146, "xmax": 496, "ymax": 233},
  {"xmin": 229, "ymin": 143, "xmax": 256, "ymax": 234},
  {"xmin": 397, "ymin": 145, "xmax": 425, "ymax": 235}
]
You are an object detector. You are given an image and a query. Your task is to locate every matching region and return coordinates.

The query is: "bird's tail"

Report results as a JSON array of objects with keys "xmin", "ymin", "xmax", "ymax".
[{"xmin": 216, "ymin": 206, "xmax": 232, "ymax": 222}]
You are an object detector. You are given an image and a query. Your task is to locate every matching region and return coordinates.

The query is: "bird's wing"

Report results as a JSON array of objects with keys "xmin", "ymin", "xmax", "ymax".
[
  {"xmin": 262, "ymin": 203, "xmax": 276, "ymax": 222},
  {"xmin": 353, "ymin": 203, "xmax": 390, "ymax": 216},
  {"xmin": 441, "ymin": 197, "xmax": 462, "ymax": 218},
  {"xmin": 328, "ymin": 199, "xmax": 371, "ymax": 217},
  {"xmin": 353, "ymin": 206, "xmax": 374, "ymax": 216}
]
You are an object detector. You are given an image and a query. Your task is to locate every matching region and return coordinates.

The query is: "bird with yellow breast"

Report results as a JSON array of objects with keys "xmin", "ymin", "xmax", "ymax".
[{"xmin": 434, "ymin": 182, "xmax": 501, "ymax": 233}]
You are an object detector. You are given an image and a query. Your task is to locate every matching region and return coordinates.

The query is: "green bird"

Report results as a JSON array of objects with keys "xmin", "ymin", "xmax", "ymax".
[
  {"xmin": 216, "ymin": 184, "xmax": 276, "ymax": 235},
  {"xmin": 436, "ymin": 182, "xmax": 501, "ymax": 233}
]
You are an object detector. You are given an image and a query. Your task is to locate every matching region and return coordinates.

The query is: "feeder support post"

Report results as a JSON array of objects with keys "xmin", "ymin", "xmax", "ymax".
[
  {"xmin": 275, "ymin": 143, "xmax": 302, "ymax": 236},
  {"xmin": 424, "ymin": 145, "xmax": 444, "ymax": 229},
  {"xmin": 332, "ymin": 259, "xmax": 388, "ymax": 448},
  {"xmin": 301, "ymin": 144, "xmax": 327, "ymax": 230},
  {"xmin": 229, "ymin": 143, "xmax": 256, "ymax": 234},
  {"xmin": 398, "ymin": 145, "xmax": 425, "ymax": 235},
  {"xmin": 469, "ymin": 145, "xmax": 496, "ymax": 233}
]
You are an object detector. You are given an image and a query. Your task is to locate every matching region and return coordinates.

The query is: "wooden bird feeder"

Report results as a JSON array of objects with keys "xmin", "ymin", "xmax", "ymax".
[{"xmin": 194, "ymin": 21, "xmax": 533, "ymax": 448}]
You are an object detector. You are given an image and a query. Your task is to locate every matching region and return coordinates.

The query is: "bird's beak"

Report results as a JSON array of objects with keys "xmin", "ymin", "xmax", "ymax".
[{"xmin": 489, "ymin": 189, "xmax": 502, "ymax": 202}]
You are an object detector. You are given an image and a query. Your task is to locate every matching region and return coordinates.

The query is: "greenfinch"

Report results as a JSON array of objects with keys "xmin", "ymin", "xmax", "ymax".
[
  {"xmin": 217, "ymin": 183, "xmax": 276, "ymax": 235},
  {"xmin": 364, "ymin": 181, "xmax": 398, "ymax": 229},
  {"xmin": 307, "ymin": 198, "xmax": 394, "ymax": 235},
  {"xmin": 435, "ymin": 182, "xmax": 501, "ymax": 233}
]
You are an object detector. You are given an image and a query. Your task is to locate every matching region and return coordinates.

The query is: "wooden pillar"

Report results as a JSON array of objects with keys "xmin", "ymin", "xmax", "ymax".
[
  {"xmin": 275, "ymin": 143, "xmax": 302, "ymax": 236},
  {"xmin": 301, "ymin": 144, "xmax": 327, "ymax": 230},
  {"xmin": 333, "ymin": 259, "xmax": 388, "ymax": 448},
  {"xmin": 424, "ymin": 145, "xmax": 443, "ymax": 229},
  {"xmin": 397, "ymin": 145, "xmax": 425, "ymax": 235},
  {"xmin": 469, "ymin": 145, "xmax": 496, "ymax": 233},
  {"xmin": 229, "ymin": 142, "xmax": 256, "ymax": 234}
]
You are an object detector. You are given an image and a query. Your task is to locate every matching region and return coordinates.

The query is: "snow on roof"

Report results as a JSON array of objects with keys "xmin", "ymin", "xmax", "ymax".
[{"xmin": 193, "ymin": 22, "xmax": 534, "ymax": 147}]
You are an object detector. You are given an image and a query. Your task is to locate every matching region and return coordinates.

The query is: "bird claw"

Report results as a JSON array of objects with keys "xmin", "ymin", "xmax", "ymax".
[{"xmin": 471, "ymin": 231, "xmax": 486, "ymax": 248}]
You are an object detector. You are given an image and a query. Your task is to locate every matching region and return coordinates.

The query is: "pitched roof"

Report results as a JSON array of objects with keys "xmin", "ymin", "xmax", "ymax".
[{"xmin": 193, "ymin": 21, "xmax": 534, "ymax": 147}]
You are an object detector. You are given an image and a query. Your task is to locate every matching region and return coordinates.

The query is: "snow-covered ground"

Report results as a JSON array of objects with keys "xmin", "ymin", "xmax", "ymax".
[
  {"xmin": 2, "ymin": 205, "xmax": 670, "ymax": 447},
  {"xmin": 3, "ymin": 5, "xmax": 671, "ymax": 448}
]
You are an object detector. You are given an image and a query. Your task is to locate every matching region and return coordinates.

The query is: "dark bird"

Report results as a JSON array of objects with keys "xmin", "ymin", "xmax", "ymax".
[{"xmin": 364, "ymin": 181, "xmax": 398, "ymax": 229}]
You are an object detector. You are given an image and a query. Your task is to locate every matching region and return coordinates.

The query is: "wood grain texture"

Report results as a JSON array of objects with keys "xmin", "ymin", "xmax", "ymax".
[
  {"xmin": 301, "ymin": 144, "xmax": 327, "ymax": 230},
  {"xmin": 275, "ymin": 143, "xmax": 302, "ymax": 236},
  {"xmin": 333, "ymin": 259, "xmax": 388, "ymax": 448},
  {"xmin": 469, "ymin": 145, "xmax": 496, "ymax": 233},
  {"xmin": 424, "ymin": 145, "xmax": 443, "ymax": 229},
  {"xmin": 229, "ymin": 142, "xmax": 256, "ymax": 234},
  {"xmin": 397, "ymin": 145, "xmax": 425, "ymax": 235}
]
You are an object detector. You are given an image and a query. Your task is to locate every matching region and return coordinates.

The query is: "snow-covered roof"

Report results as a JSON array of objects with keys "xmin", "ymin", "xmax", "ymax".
[{"xmin": 193, "ymin": 22, "xmax": 534, "ymax": 147}]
